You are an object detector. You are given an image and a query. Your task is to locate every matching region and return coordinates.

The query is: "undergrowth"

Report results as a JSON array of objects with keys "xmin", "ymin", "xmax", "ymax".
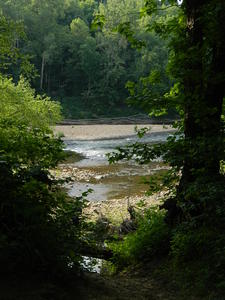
[
  {"xmin": 109, "ymin": 202, "xmax": 225, "ymax": 298},
  {"xmin": 109, "ymin": 207, "xmax": 170, "ymax": 271}
]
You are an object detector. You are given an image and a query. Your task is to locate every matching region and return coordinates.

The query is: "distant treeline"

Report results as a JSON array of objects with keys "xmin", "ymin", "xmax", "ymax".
[{"xmin": 0, "ymin": 0, "xmax": 174, "ymax": 118}]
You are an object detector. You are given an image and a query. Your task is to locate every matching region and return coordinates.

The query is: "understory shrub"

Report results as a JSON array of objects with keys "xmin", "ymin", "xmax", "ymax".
[
  {"xmin": 0, "ymin": 169, "xmax": 86, "ymax": 275},
  {"xmin": 170, "ymin": 224, "xmax": 225, "ymax": 295},
  {"xmin": 110, "ymin": 207, "xmax": 170, "ymax": 270},
  {"xmin": 0, "ymin": 76, "xmax": 86, "ymax": 276}
]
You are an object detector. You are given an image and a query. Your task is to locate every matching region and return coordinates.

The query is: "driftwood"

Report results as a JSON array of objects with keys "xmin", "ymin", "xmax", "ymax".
[
  {"xmin": 79, "ymin": 206, "xmax": 138, "ymax": 260},
  {"xmin": 118, "ymin": 205, "xmax": 137, "ymax": 234}
]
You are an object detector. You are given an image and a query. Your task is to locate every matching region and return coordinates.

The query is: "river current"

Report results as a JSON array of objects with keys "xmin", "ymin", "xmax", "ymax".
[
  {"xmin": 64, "ymin": 131, "xmax": 172, "ymax": 167},
  {"xmin": 63, "ymin": 131, "xmax": 173, "ymax": 202}
]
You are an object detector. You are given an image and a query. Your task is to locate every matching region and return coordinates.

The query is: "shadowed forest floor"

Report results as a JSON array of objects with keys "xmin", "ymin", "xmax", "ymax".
[{"xmin": 0, "ymin": 265, "xmax": 202, "ymax": 300}]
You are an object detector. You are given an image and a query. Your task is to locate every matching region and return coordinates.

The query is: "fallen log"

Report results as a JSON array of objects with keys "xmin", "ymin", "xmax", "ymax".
[{"xmin": 79, "ymin": 244, "xmax": 113, "ymax": 260}]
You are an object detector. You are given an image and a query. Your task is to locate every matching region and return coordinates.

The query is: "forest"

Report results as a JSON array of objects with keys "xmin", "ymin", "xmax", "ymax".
[
  {"xmin": 0, "ymin": 0, "xmax": 225, "ymax": 299},
  {"xmin": 0, "ymin": 0, "xmax": 171, "ymax": 118}
]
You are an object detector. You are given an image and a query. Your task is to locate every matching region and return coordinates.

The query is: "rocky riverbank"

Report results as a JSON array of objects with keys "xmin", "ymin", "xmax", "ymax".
[{"xmin": 51, "ymin": 162, "xmax": 168, "ymax": 225}]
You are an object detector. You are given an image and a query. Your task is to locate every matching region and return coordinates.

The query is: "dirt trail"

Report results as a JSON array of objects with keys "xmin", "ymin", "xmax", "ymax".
[{"xmin": 0, "ymin": 270, "xmax": 202, "ymax": 300}]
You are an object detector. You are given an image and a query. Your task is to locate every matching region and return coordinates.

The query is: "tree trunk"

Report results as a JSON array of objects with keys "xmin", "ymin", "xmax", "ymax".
[
  {"xmin": 40, "ymin": 53, "xmax": 45, "ymax": 90},
  {"xmin": 48, "ymin": 70, "xmax": 51, "ymax": 94},
  {"xmin": 180, "ymin": 0, "xmax": 225, "ymax": 185},
  {"xmin": 164, "ymin": 0, "xmax": 225, "ymax": 223}
]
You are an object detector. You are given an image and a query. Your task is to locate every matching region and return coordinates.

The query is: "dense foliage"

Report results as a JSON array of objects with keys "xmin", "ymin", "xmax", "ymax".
[
  {"xmin": 1, "ymin": 0, "xmax": 225, "ymax": 297},
  {"xmin": 0, "ymin": 54, "xmax": 86, "ymax": 275},
  {"xmin": 107, "ymin": 0, "xmax": 225, "ymax": 296},
  {"xmin": 110, "ymin": 207, "xmax": 170, "ymax": 269},
  {"xmin": 0, "ymin": 0, "xmax": 171, "ymax": 118}
]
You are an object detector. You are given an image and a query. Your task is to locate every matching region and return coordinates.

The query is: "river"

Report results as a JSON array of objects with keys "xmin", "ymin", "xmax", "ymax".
[
  {"xmin": 64, "ymin": 131, "xmax": 171, "ymax": 166},
  {"xmin": 63, "ymin": 131, "xmax": 172, "ymax": 202}
]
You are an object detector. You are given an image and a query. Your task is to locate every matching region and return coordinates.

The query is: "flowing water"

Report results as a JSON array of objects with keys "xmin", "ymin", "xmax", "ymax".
[
  {"xmin": 65, "ymin": 131, "xmax": 171, "ymax": 167},
  {"xmin": 64, "ymin": 131, "xmax": 172, "ymax": 202}
]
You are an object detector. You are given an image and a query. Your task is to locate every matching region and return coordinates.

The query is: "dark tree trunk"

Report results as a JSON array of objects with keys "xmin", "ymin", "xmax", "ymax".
[
  {"xmin": 40, "ymin": 53, "xmax": 45, "ymax": 90},
  {"xmin": 164, "ymin": 0, "xmax": 225, "ymax": 223},
  {"xmin": 181, "ymin": 0, "xmax": 224, "ymax": 181}
]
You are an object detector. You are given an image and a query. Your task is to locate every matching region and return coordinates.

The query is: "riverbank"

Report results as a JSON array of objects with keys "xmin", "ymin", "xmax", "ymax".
[
  {"xmin": 51, "ymin": 162, "xmax": 169, "ymax": 224},
  {"xmin": 51, "ymin": 126, "xmax": 172, "ymax": 224},
  {"xmin": 54, "ymin": 124, "xmax": 174, "ymax": 140}
]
